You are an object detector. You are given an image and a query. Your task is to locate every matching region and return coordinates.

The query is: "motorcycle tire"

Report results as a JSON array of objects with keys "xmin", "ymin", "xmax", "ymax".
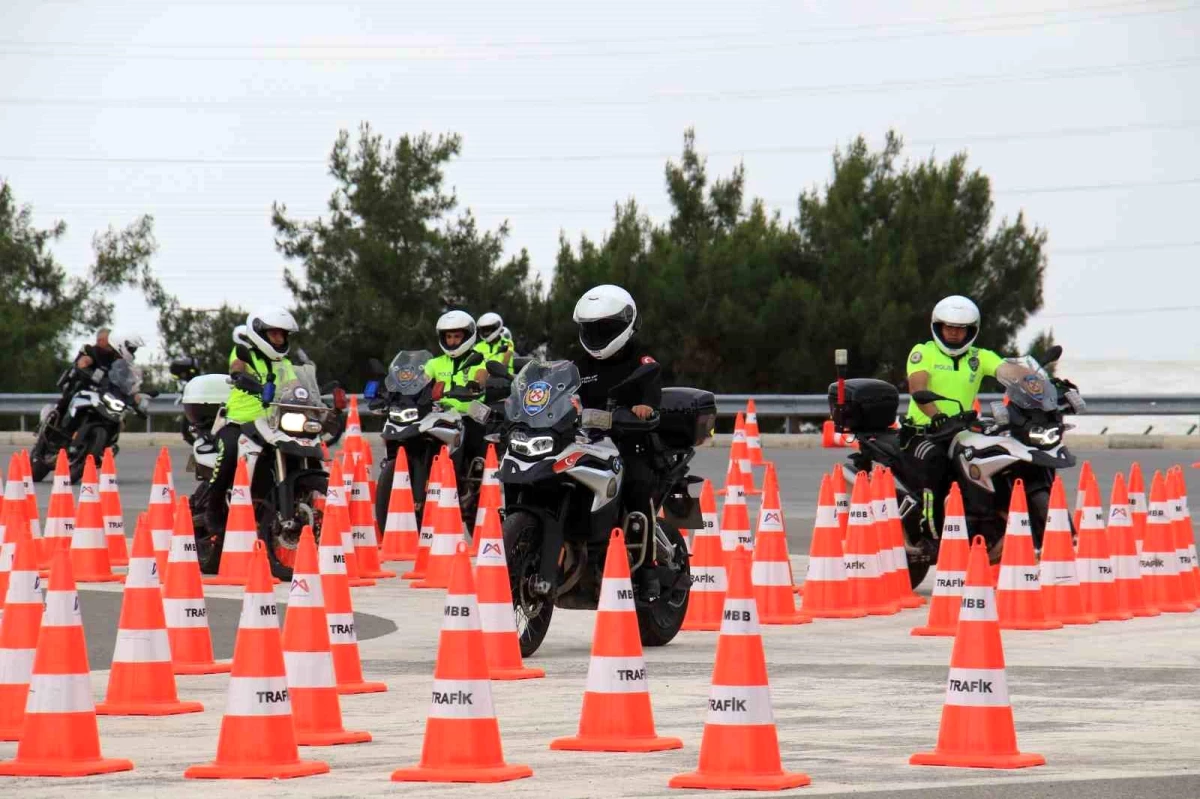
[
  {"xmin": 70, "ymin": 428, "xmax": 107, "ymax": 484},
  {"xmin": 191, "ymin": 484, "xmax": 223, "ymax": 575},
  {"xmin": 503, "ymin": 509, "xmax": 553, "ymax": 659},
  {"xmin": 257, "ymin": 472, "xmax": 328, "ymax": 583},
  {"xmin": 636, "ymin": 520, "xmax": 691, "ymax": 648},
  {"xmin": 29, "ymin": 438, "xmax": 54, "ymax": 483}
]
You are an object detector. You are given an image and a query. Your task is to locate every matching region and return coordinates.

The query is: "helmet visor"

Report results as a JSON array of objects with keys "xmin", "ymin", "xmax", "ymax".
[
  {"xmin": 478, "ymin": 322, "xmax": 502, "ymax": 341},
  {"xmin": 579, "ymin": 318, "xmax": 629, "ymax": 352}
]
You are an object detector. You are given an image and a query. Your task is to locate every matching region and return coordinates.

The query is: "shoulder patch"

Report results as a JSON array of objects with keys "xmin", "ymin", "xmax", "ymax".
[
  {"xmin": 909, "ymin": 350, "xmax": 923, "ymax": 364},
  {"xmin": 640, "ymin": 355, "xmax": 656, "ymax": 365}
]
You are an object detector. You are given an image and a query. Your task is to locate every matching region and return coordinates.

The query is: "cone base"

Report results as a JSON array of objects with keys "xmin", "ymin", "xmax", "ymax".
[
  {"xmin": 0, "ymin": 756, "xmax": 134, "ymax": 777},
  {"xmin": 97, "ymin": 699, "xmax": 205, "ymax": 716},
  {"xmin": 380, "ymin": 553, "xmax": 417, "ymax": 564},
  {"xmin": 185, "ymin": 760, "xmax": 330, "ymax": 780},
  {"xmin": 668, "ymin": 769, "xmax": 811, "ymax": 791},
  {"xmin": 202, "ymin": 575, "xmax": 248, "ymax": 586},
  {"xmin": 336, "ymin": 681, "xmax": 388, "ymax": 695},
  {"xmin": 803, "ymin": 607, "xmax": 869, "ymax": 619},
  {"xmin": 297, "ymin": 728, "xmax": 373, "ymax": 746},
  {"xmin": 1129, "ymin": 607, "xmax": 1161, "ymax": 617},
  {"xmin": 681, "ymin": 619, "xmax": 722, "ymax": 631},
  {"xmin": 410, "ymin": 579, "xmax": 448, "ymax": 589},
  {"xmin": 348, "ymin": 577, "xmax": 377, "ymax": 587},
  {"xmin": 391, "ymin": 762, "xmax": 532, "ymax": 784},
  {"xmin": 0, "ymin": 727, "xmax": 23, "ymax": 742},
  {"xmin": 73, "ymin": 573, "xmax": 125, "ymax": 584},
  {"xmin": 488, "ymin": 666, "xmax": 546, "ymax": 681},
  {"xmin": 897, "ymin": 594, "xmax": 925, "ymax": 609},
  {"xmin": 999, "ymin": 619, "xmax": 1064, "ymax": 631},
  {"xmin": 109, "ymin": 558, "xmax": 130, "ymax": 567},
  {"xmin": 1094, "ymin": 611, "xmax": 1134, "ymax": 621},
  {"xmin": 910, "ymin": 750, "xmax": 1046, "ymax": 769},
  {"xmin": 910, "ymin": 625, "xmax": 956, "ymax": 637},
  {"xmin": 759, "ymin": 612, "xmax": 813, "ymax": 625},
  {"xmin": 1046, "ymin": 614, "xmax": 1098, "ymax": 625},
  {"xmin": 1147, "ymin": 601, "xmax": 1195, "ymax": 613},
  {"xmin": 359, "ymin": 568, "xmax": 397, "ymax": 579},
  {"xmin": 173, "ymin": 660, "xmax": 233, "ymax": 675},
  {"xmin": 868, "ymin": 603, "xmax": 901, "ymax": 616},
  {"xmin": 400, "ymin": 569, "xmax": 425, "ymax": 580},
  {"xmin": 550, "ymin": 734, "xmax": 683, "ymax": 753}
]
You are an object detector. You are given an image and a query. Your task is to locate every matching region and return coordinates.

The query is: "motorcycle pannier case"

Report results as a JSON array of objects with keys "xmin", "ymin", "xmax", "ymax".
[
  {"xmin": 658, "ymin": 387, "xmax": 718, "ymax": 448},
  {"xmin": 827, "ymin": 378, "xmax": 899, "ymax": 434},
  {"xmin": 182, "ymin": 373, "xmax": 233, "ymax": 428}
]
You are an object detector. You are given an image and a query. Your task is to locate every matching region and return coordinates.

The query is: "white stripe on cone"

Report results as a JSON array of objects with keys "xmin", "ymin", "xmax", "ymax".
[
  {"xmin": 225, "ymin": 676, "xmax": 292, "ymax": 716},
  {"xmin": 597, "ymin": 577, "xmax": 635, "ymax": 611},
  {"xmin": 584, "ymin": 655, "xmax": 649, "ymax": 694},
  {"xmin": 705, "ymin": 685, "xmax": 775, "ymax": 726},
  {"xmin": 42, "ymin": 590, "xmax": 81, "ymax": 627},
  {"xmin": 428, "ymin": 678, "xmax": 495, "ymax": 720},
  {"xmin": 327, "ymin": 613, "xmax": 358, "ymax": 644},
  {"xmin": 26, "ymin": 673, "xmax": 94, "ymax": 713},
  {"xmin": 719, "ymin": 598, "xmax": 759, "ymax": 635},
  {"xmin": 283, "ymin": 651, "xmax": 337, "ymax": 689},
  {"xmin": 163, "ymin": 597, "xmax": 209, "ymax": 628},
  {"xmin": 944, "ymin": 667, "xmax": 1010, "ymax": 707},
  {"xmin": 113, "ymin": 628, "xmax": 172, "ymax": 663}
]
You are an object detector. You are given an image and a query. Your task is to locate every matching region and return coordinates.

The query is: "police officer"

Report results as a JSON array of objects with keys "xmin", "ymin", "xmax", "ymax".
[
  {"xmin": 53, "ymin": 330, "xmax": 147, "ymax": 433},
  {"xmin": 427, "ymin": 310, "xmax": 489, "ymax": 471},
  {"xmin": 475, "ymin": 311, "xmax": 515, "ymax": 372}
]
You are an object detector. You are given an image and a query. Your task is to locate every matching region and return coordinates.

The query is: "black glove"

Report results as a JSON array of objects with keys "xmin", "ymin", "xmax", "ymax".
[
  {"xmin": 928, "ymin": 413, "xmax": 951, "ymax": 434},
  {"xmin": 368, "ymin": 397, "xmax": 387, "ymax": 412},
  {"xmin": 231, "ymin": 371, "xmax": 263, "ymax": 395}
]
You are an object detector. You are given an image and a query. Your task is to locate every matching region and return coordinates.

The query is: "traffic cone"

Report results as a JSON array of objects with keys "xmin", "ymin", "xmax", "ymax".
[
  {"xmin": 821, "ymin": 419, "xmax": 858, "ymax": 449},
  {"xmin": 682, "ymin": 480, "xmax": 729, "ymax": 631},
  {"xmin": 69, "ymin": 457, "xmax": 123, "ymax": 583},
  {"xmin": 744, "ymin": 399, "xmax": 765, "ymax": 466},
  {"xmin": 472, "ymin": 505, "xmax": 544, "ymax": 680},
  {"xmin": 1106, "ymin": 473, "xmax": 1158, "ymax": 618},
  {"xmin": 403, "ymin": 452, "xmax": 444, "ymax": 580},
  {"xmin": 185, "ymin": 541, "xmax": 330, "ymax": 779},
  {"xmin": 20, "ymin": 449, "xmax": 42, "ymax": 546},
  {"xmin": 203, "ymin": 458, "xmax": 258, "ymax": 586},
  {"xmin": 163, "ymin": 496, "xmax": 232, "ymax": 674},
  {"xmin": 995, "ymin": 480, "xmax": 1061, "ymax": 631},
  {"xmin": 1076, "ymin": 476, "xmax": 1131, "ymax": 621},
  {"xmin": 751, "ymin": 464, "xmax": 809, "ymax": 625},
  {"xmin": 1175, "ymin": 467, "xmax": 1200, "ymax": 595},
  {"xmin": 342, "ymin": 395, "xmax": 366, "ymax": 462},
  {"xmin": 162, "ymin": 447, "xmax": 177, "ymax": 504},
  {"xmin": 799, "ymin": 474, "xmax": 865, "ymax": 619},
  {"xmin": 468, "ymin": 445, "xmax": 502, "ymax": 557},
  {"xmin": 1167, "ymin": 468, "xmax": 1200, "ymax": 602},
  {"xmin": 39, "ymin": 449, "xmax": 74, "ymax": 567},
  {"xmin": 669, "ymin": 544, "xmax": 811, "ymax": 791},
  {"xmin": 881, "ymin": 468, "xmax": 924, "ymax": 606},
  {"xmin": 831, "ymin": 464, "xmax": 850, "ymax": 541},
  {"xmin": 99, "ymin": 448, "xmax": 129, "ymax": 567},
  {"xmin": 325, "ymin": 459, "xmax": 374, "ymax": 588},
  {"xmin": 317, "ymin": 513, "xmax": 387, "ymax": 695},
  {"xmin": 910, "ymin": 535, "xmax": 1046, "ymax": 770},
  {"xmin": 0, "ymin": 457, "xmax": 29, "ymax": 615},
  {"xmin": 0, "ymin": 548, "xmax": 135, "ymax": 777},
  {"xmin": 551, "ymin": 528, "xmax": 682, "ymax": 752},
  {"xmin": 1128, "ymin": 462, "xmax": 1148, "ymax": 555},
  {"xmin": 727, "ymin": 413, "xmax": 759, "ymax": 495},
  {"xmin": 96, "ymin": 518, "xmax": 204, "ymax": 716},
  {"xmin": 349, "ymin": 456, "xmax": 394, "ymax": 579},
  {"xmin": 146, "ymin": 452, "xmax": 174, "ymax": 578},
  {"xmin": 413, "ymin": 454, "xmax": 467, "ymax": 590},
  {"xmin": 720, "ymin": 462, "xmax": 753, "ymax": 556},
  {"xmin": 380, "ymin": 448, "xmax": 420, "ymax": 562},
  {"xmin": 1072, "ymin": 461, "xmax": 1093, "ymax": 534},
  {"xmin": 1039, "ymin": 478, "xmax": 1097, "ymax": 625},
  {"xmin": 0, "ymin": 528, "xmax": 41, "ymax": 741},
  {"xmin": 1141, "ymin": 471, "xmax": 1196, "ymax": 612},
  {"xmin": 283, "ymin": 526, "xmax": 372, "ymax": 746},
  {"xmin": 870, "ymin": 467, "xmax": 902, "ymax": 607},
  {"xmin": 844, "ymin": 472, "xmax": 898, "ymax": 616},
  {"xmin": 912, "ymin": 484, "xmax": 971, "ymax": 635},
  {"xmin": 391, "ymin": 541, "xmax": 532, "ymax": 784}
]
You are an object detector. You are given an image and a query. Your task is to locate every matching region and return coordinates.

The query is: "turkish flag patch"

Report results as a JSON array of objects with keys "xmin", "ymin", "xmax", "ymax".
[{"xmin": 641, "ymin": 356, "xmax": 656, "ymax": 365}]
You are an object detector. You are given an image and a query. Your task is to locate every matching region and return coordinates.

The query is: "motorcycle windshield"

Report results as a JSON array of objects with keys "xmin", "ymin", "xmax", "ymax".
[
  {"xmin": 998, "ymin": 356, "xmax": 1058, "ymax": 412},
  {"xmin": 107, "ymin": 359, "xmax": 140, "ymax": 396},
  {"xmin": 385, "ymin": 350, "xmax": 434, "ymax": 395},
  {"xmin": 505, "ymin": 359, "xmax": 580, "ymax": 429},
  {"xmin": 277, "ymin": 367, "xmax": 325, "ymax": 410}
]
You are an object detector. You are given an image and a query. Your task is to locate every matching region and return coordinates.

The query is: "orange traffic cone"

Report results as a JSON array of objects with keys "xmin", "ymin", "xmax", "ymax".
[
  {"xmin": 1077, "ymin": 475, "xmax": 1130, "ymax": 621},
  {"xmin": 1128, "ymin": 462, "xmax": 1148, "ymax": 555},
  {"xmin": 473, "ymin": 506, "xmax": 544, "ymax": 680},
  {"xmin": 1175, "ymin": 467, "xmax": 1200, "ymax": 596},
  {"xmin": 1072, "ymin": 460, "xmax": 1093, "ymax": 534},
  {"xmin": 744, "ymin": 399, "xmax": 765, "ymax": 466},
  {"xmin": 146, "ymin": 452, "xmax": 175, "ymax": 578},
  {"xmin": 20, "ymin": 450, "xmax": 43, "ymax": 545},
  {"xmin": 469, "ymin": 445, "xmax": 503, "ymax": 557},
  {"xmin": 342, "ymin": 395, "xmax": 366, "ymax": 460},
  {"xmin": 869, "ymin": 467, "xmax": 904, "ymax": 608},
  {"xmin": 912, "ymin": 485, "xmax": 971, "ymax": 635},
  {"xmin": 203, "ymin": 458, "xmax": 258, "ymax": 586},
  {"xmin": 1, "ymin": 455, "xmax": 30, "ymax": 608},
  {"xmin": 682, "ymin": 480, "xmax": 729, "ymax": 631},
  {"xmin": 996, "ymin": 480, "xmax": 1061, "ymax": 631},
  {"xmin": 1039, "ymin": 478, "xmax": 1097, "ymax": 625},
  {"xmin": 69, "ymin": 457, "xmax": 123, "ymax": 583},
  {"xmin": 720, "ymin": 462, "xmax": 753, "ymax": 556},
  {"xmin": 669, "ymin": 544, "xmax": 811, "ymax": 791},
  {"xmin": 162, "ymin": 447, "xmax": 177, "ymax": 504},
  {"xmin": 96, "ymin": 517, "xmax": 203, "ymax": 716},
  {"xmin": 402, "ymin": 452, "xmax": 443, "ymax": 580},
  {"xmin": 910, "ymin": 535, "xmax": 1045, "ymax": 770},
  {"xmin": 551, "ymin": 528, "xmax": 682, "ymax": 752},
  {"xmin": 881, "ymin": 468, "xmax": 924, "ymax": 606},
  {"xmin": 751, "ymin": 464, "xmax": 809, "ymax": 625},
  {"xmin": 0, "ymin": 525, "xmax": 40, "ymax": 741},
  {"xmin": 99, "ymin": 448, "xmax": 129, "ymax": 567},
  {"xmin": 392, "ymin": 541, "xmax": 532, "ymax": 784},
  {"xmin": 800, "ymin": 474, "xmax": 864, "ymax": 619},
  {"xmin": 0, "ymin": 548, "xmax": 134, "ymax": 777},
  {"xmin": 326, "ymin": 458, "xmax": 374, "ymax": 588},
  {"xmin": 1141, "ymin": 471, "xmax": 1196, "ymax": 612},
  {"xmin": 349, "ymin": 456, "xmax": 394, "ymax": 579},
  {"xmin": 844, "ymin": 472, "xmax": 899, "ymax": 616},
  {"xmin": 317, "ymin": 514, "xmax": 387, "ymax": 695},
  {"xmin": 39, "ymin": 449, "xmax": 74, "ymax": 567},
  {"xmin": 413, "ymin": 454, "xmax": 467, "ymax": 590},
  {"xmin": 830, "ymin": 464, "xmax": 850, "ymax": 541},
  {"xmin": 185, "ymin": 541, "xmax": 330, "ymax": 779},
  {"xmin": 727, "ymin": 413, "xmax": 759, "ymax": 495},
  {"xmin": 379, "ymin": 448, "xmax": 419, "ymax": 562},
  {"xmin": 163, "ymin": 496, "xmax": 232, "ymax": 674},
  {"xmin": 1106, "ymin": 473, "xmax": 1158, "ymax": 617},
  {"xmin": 283, "ymin": 526, "xmax": 372, "ymax": 746},
  {"xmin": 1168, "ymin": 468, "xmax": 1200, "ymax": 602}
]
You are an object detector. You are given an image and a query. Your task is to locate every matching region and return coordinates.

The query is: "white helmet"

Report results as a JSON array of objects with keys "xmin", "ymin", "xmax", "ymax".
[
  {"xmin": 477, "ymin": 312, "xmax": 504, "ymax": 343},
  {"xmin": 573, "ymin": 284, "xmax": 637, "ymax": 360},
  {"xmin": 232, "ymin": 324, "xmax": 250, "ymax": 348},
  {"xmin": 110, "ymin": 331, "xmax": 145, "ymax": 362},
  {"xmin": 436, "ymin": 310, "xmax": 477, "ymax": 358},
  {"xmin": 930, "ymin": 295, "xmax": 981, "ymax": 357},
  {"xmin": 245, "ymin": 305, "xmax": 299, "ymax": 362}
]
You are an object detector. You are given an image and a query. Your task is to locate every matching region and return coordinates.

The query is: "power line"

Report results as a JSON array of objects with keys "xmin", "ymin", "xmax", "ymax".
[
  {"xmin": 3, "ymin": 120, "xmax": 1196, "ymax": 168},
  {"xmin": 1038, "ymin": 304, "xmax": 1200, "ymax": 318},
  {"xmin": 2, "ymin": 57, "xmax": 1196, "ymax": 112},
  {"xmin": 1053, "ymin": 240, "xmax": 1200, "ymax": 254}
]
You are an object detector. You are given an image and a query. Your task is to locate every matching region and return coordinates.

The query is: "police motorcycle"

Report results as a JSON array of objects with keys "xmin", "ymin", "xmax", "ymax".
[
  {"xmin": 498, "ymin": 358, "xmax": 715, "ymax": 657},
  {"xmin": 183, "ymin": 367, "xmax": 334, "ymax": 582},
  {"xmin": 32, "ymin": 359, "xmax": 150, "ymax": 483},
  {"xmin": 830, "ymin": 345, "xmax": 1083, "ymax": 587}
]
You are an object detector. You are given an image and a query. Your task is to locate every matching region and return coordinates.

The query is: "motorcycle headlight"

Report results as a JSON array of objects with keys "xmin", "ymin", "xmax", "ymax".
[
  {"xmin": 510, "ymin": 435, "xmax": 555, "ymax": 457},
  {"xmin": 102, "ymin": 393, "xmax": 126, "ymax": 413},
  {"xmin": 303, "ymin": 419, "xmax": 323, "ymax": 435},
  {"xmin": 389, "ymin": 408, "xmax": 419, "ymax": 424},
  {"xmin": 1025, "ymin": 425, "xmax": 1063, "ymax": 448},
  {"xmin": 280, "ymin": 412, "xmax": 308, "ymax": 433}
]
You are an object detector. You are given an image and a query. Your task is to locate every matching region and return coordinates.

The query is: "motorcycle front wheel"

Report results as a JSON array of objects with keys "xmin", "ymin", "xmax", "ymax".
[
  {"xmin": 503, "ymin": 510, "xmax": 553, "ymax": 658},
  {"xmin": 29, "ymin": 434, "xmax": 55, "ymax": 482},
  {"xmin": 70, "ymin": 427, "xmax": 108, "ymax": 483},
  {"xmin": 257, "ymin": 472, "xmax": 327, "ymax": 582}
]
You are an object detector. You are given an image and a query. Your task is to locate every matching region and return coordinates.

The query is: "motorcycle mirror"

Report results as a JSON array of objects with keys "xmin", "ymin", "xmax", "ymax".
[
  {"xmin": 293, "ymin": 347, "xmax": 311, "ymax": 365},
  {"xmin": 363, "ymin": 380, "xmax": 380, "ymax": 400},
  {"xmin": 911, "ymin": 390, "xmax": 946, "ymax": 405},
  {"xmin": 368, "ymin": 357, "xmax": 387, "ymax": 377},
  {"xmin": 1038, "ymin": 344, "xmax": 1063, "ymax": 367},
  {"xmin": 485, "ymin": 360, "xmax": 509, "ymax": 378},
  {"xmin": 463, "ymin": 351, "xmax": 485, "ymax": 368}
]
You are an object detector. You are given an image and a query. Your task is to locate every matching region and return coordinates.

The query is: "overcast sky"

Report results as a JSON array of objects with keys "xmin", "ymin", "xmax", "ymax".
[{"xmin": 3, "ymin": 0, "xmax": 1198, "ymax": 363}]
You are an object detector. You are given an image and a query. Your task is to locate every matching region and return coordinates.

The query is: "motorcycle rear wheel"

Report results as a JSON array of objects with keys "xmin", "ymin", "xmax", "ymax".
[{"xmin": 636, "ymin": 521, "xmax": 691, "ymax": 648}]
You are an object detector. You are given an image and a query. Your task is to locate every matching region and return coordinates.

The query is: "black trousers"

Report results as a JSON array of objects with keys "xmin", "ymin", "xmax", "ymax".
[{"xmin": 205, "ymin": 423, "xmax": 243, "ymax": 530}]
